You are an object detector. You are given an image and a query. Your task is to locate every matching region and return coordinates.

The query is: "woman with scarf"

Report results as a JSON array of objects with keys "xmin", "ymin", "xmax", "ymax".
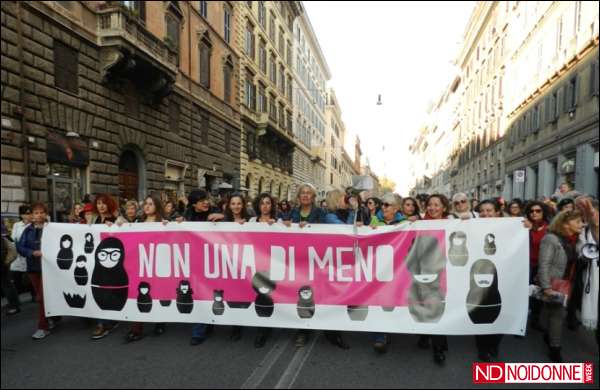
[
  {"xmin": 538, "ymin": 210, "xmax": 584, "ymax": 362},
  {"xmin": 575, "ymin": 196, "xmax": 599, "ymax": 345},
  {"xmin": 523, "ymin": 201, "xmax": 551, "ymax": 331}
]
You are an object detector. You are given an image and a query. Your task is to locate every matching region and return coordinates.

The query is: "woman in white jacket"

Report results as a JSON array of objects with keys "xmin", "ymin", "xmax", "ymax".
[{"xmin": 9, "ymin": 205, "xmax": 34, "ymax": 313}]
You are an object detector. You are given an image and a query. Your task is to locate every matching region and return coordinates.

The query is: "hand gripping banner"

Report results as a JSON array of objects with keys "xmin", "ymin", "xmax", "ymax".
[{"xmin": 42, "ymin": 219, "xmax": 529, "ymax": 335}]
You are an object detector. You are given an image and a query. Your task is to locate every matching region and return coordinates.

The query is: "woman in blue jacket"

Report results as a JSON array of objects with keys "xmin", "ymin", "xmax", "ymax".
[
  {"xmin": 283, "ymin": 183, "xmax": 325, "ymax": 347},
  {"xmin": 16, "ymin": 202, "xmax": 54, "ymax": 340}
]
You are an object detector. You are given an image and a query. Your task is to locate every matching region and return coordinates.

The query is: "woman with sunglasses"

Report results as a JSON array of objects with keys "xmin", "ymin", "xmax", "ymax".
[
  {"xmin": 523, "ymin": 201, "xmax": 551, "ymax": 331},
  {"xmin": 451, "ymin": 193, "xmax": 478, "ymax": 220},
  {"xmin": 370, "ymin": 193, "xmax": 406, "ymax": 227},
  {"xmin": 370, "ymin": 193, "xmax": 407, "ymax": 353}
]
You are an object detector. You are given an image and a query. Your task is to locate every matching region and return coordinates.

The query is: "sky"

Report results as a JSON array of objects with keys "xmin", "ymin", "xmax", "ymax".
[{"xmin": 303, "ymin": 1, "xmax": 475, "ymax": 194}]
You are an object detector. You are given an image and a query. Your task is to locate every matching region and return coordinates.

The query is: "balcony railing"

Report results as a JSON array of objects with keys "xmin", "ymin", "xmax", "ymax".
[{"xmin": 97, "ymin": 6, "xmax": 178, "ymax": 74}]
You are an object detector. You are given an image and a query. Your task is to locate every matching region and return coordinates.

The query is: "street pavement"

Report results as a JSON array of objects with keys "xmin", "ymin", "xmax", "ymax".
[{"xmin": 1, "ymin": 300, "xmax": 598, "ymax": 389}]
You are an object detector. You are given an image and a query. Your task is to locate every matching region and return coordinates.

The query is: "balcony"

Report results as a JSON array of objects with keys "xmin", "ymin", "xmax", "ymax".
[
  {"xmin": 310, "ymin": 146, "xmax": 326, "ymax": 163},
  {"xmin": 255, "ymin": 131, "xmax": 294, "ymax": 175},
  {"xmin": 96, "ymin": 5, "xmax": 178, "ymax": 102}
]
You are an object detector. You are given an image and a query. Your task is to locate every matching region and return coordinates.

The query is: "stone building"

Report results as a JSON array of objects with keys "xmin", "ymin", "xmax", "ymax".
[
  {"xmin": 408, "ymin": 1, "xmax": 599, "ymax": 201},
  {"xmin": 292, "ymin": 3, "xmax": 330, "ymax": 199},
  {"xmin": 324, "ymin": 89, "xmax": 347, "ymax": 192},
  {"xmin": 235, "ymin": 1, "xmax": 300, "ymax": 201},
  {"xmin": 502, "ymin": 2, "xmax": 599, "ymax": 199},
  {"xmin": 1, "ymin": 1, "xmax": 242, "ymax": 220}
]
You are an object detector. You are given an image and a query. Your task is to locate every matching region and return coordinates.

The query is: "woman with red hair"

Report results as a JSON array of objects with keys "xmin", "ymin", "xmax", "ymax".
[{"xmin": 91, "ymin": 194, "xmax": 119, "ymax": 225}]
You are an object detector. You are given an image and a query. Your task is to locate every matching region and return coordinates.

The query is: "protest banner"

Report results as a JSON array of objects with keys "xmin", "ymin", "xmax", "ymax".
[{"xmin": 42, "ymin": 219, "xmax": 528, "ymax": 335}]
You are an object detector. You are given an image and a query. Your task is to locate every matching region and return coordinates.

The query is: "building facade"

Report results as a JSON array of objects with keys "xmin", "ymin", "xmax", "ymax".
[
  {"xmin": 324, "ymin": 88, "xmax": 347, "ymax": 192},
  {"xmin": 448, "ymin": 1, "xmax": 509, "ymax": 200},
  {"xmin": 409, "ymin": 1, "xmax": 599, "ymax": 201},
  {"xmin": 1, "ymin": 1, "xmax": 242, "ymax": 220},
  {"xmin": 235, "ymin": 1, "xmax": 300, "ymax": 201},
  {"xmin": 408, "ymin": 75, "xmax": 461, "ymax": 197},
  {"xmin": 502, "ymin": 1, "xmax": 599, "ymax": 200},
  {"xmin": 292, "ymin": 4, "xmax": 330, "ymax": 199}
]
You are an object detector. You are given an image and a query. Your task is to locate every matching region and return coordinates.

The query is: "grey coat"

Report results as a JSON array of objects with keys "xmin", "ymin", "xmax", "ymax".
[{"xmin": 537, "ymin": 233, "xmax": 571, "ymax": 290}]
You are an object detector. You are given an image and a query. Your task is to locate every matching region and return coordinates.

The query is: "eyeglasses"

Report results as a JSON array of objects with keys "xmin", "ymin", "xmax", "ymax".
[{"xmin": 529, "ymin": 208, "xmax": 543, "ymax": 214}]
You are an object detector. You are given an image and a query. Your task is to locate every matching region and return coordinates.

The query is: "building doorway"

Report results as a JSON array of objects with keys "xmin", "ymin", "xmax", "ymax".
[{"xmin": 119, "ymin": 150, "xmax": 140, "ymax": 202}]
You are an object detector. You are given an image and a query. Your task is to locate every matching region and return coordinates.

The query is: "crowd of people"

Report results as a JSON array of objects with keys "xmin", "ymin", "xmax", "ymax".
[{"xmin": 1, "ymin": 182, "xmax": 598, "ymax": 365}]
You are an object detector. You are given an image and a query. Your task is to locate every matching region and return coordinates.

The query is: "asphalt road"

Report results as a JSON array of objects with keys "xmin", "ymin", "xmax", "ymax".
[{"xmin": 1, "ymin": 301, "xmax": 598, "ymax": 389}]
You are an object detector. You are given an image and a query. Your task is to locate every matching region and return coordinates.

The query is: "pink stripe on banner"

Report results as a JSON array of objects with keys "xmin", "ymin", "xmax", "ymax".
[{"xmin": 100, "ymin": 229, "xmax": 446, "ymax": 307}]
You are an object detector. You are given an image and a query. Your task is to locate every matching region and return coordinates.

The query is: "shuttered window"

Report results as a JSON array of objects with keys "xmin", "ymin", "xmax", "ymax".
[
  {"xmin": 54, "ymin": 41, "xmax": 78, "ymax": 94},
  {"xmin": 169, "ymin": 101, "xmax": 180, "ymax": 134}
]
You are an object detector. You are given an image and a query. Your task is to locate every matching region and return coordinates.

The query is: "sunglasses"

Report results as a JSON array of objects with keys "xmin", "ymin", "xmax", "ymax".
[
  {"xmin": 454, "ymin": 199, "xmax": 468, "ymax": 205},
  {"xmin": 529, "ymin": 208, "xmax": 543, "ymax": 214},
  {"xmin": 382, "ymin": 203, "xmax": 393, "ymax": 208}
]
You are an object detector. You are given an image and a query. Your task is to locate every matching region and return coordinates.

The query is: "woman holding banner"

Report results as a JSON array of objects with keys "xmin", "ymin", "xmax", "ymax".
[
  {"xmin": 125, "ymin": 195, "xmax": 169, "ymax": 343},
  {"xmin": 16, "ymin": 202, "xmax": 53, "ymax": 339},
  {"xmin": 320, "ymin": 189, "xmax": 359, "ymax": 350},
  {"xmin": 401, "ymin": 197, "xmax": 422, "ymax": 222},
  {"xmin": 90, "ymin": 194, "xmax": 121, "ymax": 340},
  {"xmin": 277, "ymin": 200, "xmax": 292, "ymax": 221},
  {"xmin": 283, "ymin": 183, "xmax": 326, "ymax": 348},
  {"xmin": 370, "ymin": 193, "xmax": 407, "ymax": 353},
  {"xmin": 90, "ymin": 194, "xmax": 119, "ymax": 225},
  {"xmin": 522, "ymin": 201, "xmax": 551, "ymax": 332},
  {"xmin": 507, "ymin": 199, "xmax": 524, "ymax": 218},
  {"xmin": 538, "ymin": 210, "xmax": 584, "ymax": 362},
  {"xmin": 122, "ymin": 200, "xmax": 140, "ymax": 223},
  {"xmin": 472, "ymin": 199, "xmax": 504, "ymax": 362},
  {"xmin": 223, "ymin": 193, "xmax": 251, "ymax": 342},
  {"xmin": 183, "ymin": 189, "xmax": 225, "ymax": 346},
  {"xmin": 284, "ymin": 183, "xmax": 326, "ymax": 228},
  {"xmin": 366, "ymin": 197, "xmax": 382, "ymax": 221},
  {"xmin": 249, "ymin": 193, "xmax": 279, "ymax": 348},
  {"xmin": 418, "ymin": 194, "xmax": 450, "ymax": 366},
  {"xmin": 575, "ymin": 197, "xmax": 599, "ymax": 346}
]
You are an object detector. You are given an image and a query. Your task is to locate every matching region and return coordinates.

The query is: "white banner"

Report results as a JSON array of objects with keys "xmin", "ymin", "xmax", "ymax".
[{"xmin": 42, "ymin": 219, "xmax": 529, "ymax": 335}]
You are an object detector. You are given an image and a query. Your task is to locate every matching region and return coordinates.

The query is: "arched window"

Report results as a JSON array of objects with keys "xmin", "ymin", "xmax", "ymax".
[
  {"xmin": 223, "ymin": 55, "xmax": 233, "ymax": 103},
  {"xmin": 118, "ymin": 148, "xmax": 146, "ymax": 202},
  {"xmin": 199, "ymin": 33, "xmax": 212, "ymax": 88}
]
